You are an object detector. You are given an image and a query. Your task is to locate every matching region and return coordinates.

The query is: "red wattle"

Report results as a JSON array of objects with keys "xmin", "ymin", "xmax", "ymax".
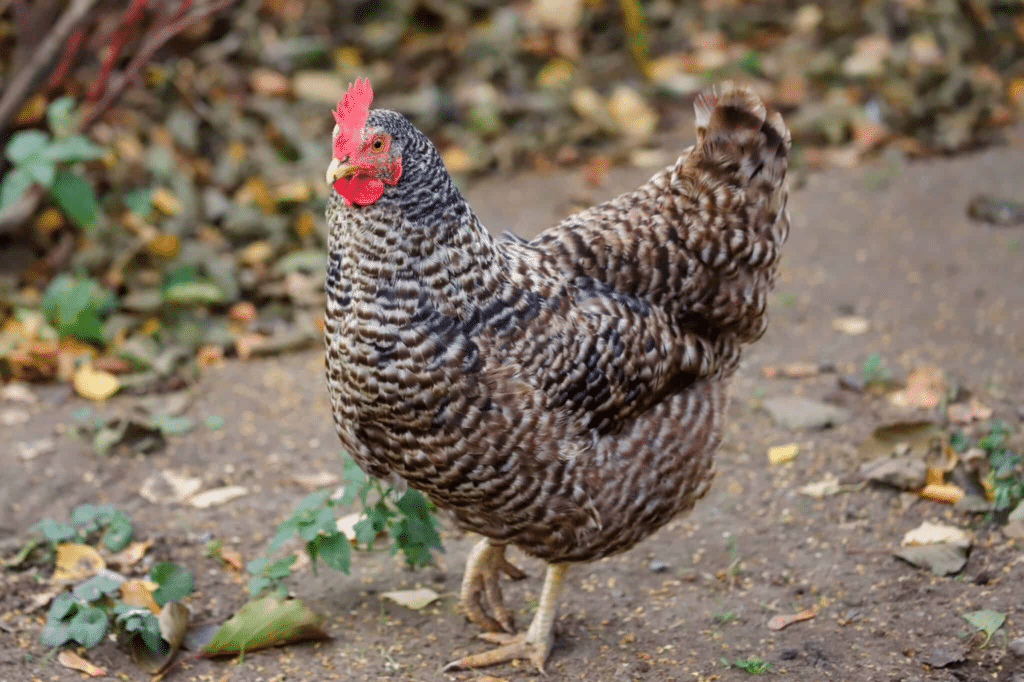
[{"xmin": 333, "ymin": 176, "xmax": 384, "ymax": 206}]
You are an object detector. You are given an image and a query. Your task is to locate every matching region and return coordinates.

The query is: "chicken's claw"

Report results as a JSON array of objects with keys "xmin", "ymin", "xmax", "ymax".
[
  {"xmin": 446, "ymin": 562, "xmax": 568, "ymax": 674},
  {"xmin": 443, "ymin": 630, "xmax": 552, "ymax": 674},
  {"xmin": 459, "ymin": 539, "xmax": 526, "ymax": 634}
]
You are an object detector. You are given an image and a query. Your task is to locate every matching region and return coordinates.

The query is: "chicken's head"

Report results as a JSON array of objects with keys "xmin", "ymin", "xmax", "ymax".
[{"xmin": 326, "ymin": 78, "xmax": 403, "ymax": 206}]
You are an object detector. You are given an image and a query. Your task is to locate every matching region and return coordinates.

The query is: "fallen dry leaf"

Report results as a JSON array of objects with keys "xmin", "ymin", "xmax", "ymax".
[
  {"xmin": 139, "ymin": 470, "xmax": 202, "ymax": 504},
  {"xmin": 293, "ymin": 472, "xmax": 341, "ymax": 490},
  {"xmin": 57, "ymin": 650, "xmax": 106, "ymax": 677},
  {"xmin": 27, "ymin": 587, "xmax": 63, "ymax": 612},
  {"xmin": 381, "ymin": 587, "xmax": 441, "ymax": 610},
  {"xmin": 121, "ymin": 579, "xmax": 161, "ymax": 613},
  {"xmin": 153, "ymin": 601, "xmax": 190, "ymax": 673},
  {"xmin": 107, "ymin": 539, "xmax": 153, "ymax": 569},
  {"xmin": 249, "ymin": 67, "xmax": 291, "ymax": 97},
  {"xmin": 767, "ymin": 443, "xmax": 799, "ymax": 465},
  {"xmin": 919, "ymin": 483, "xmax": 965, "ymax": 505},
  {"xmin": 336, "ymin": 513, "xmax": 364, "ymax": 543},
  {"xmin": 228, "ymin": 301, "xmax": 258, "ymax": 323},
  {"xmin": 220, "ymin": 548, "xmax": 244, "ymax": 571},
  {"xmin": 902, "ymin": 521, "xmax": 972, "ymax": 548},
  {"xmin": 52, "ymin": 544, "xmax": 105, "ymax": 582},
  {"xmin": 762, "ymin": 361, "xmax": 821, "ymax": 379},
  {"xmin": 767, "ymin": 609, "xmax": 815, "ymax": 631},
  {"xmin": 150, "ymin": 187, "xmax": 181, "ymax": 215},
  {"xmin": 72, "ymin": 363, "xmax": 120, "ymax": 401},
  {"xmin": 189, "ymin": 485, "xmax": 249, "ymax": 508},
  {"xmin": 889, "ymin": 365, "xmax": 946, "ymax": 410},
  {"xmin": 946, "ymin": 397, "xmax": 994, "ymax": 424},
  {"xmin": 797, "ymin": 474, "xmax": 841, "ymax": 497},
  {"xmin": 832, "ymin": 316, "xmax": 870, "ymax": 335}
]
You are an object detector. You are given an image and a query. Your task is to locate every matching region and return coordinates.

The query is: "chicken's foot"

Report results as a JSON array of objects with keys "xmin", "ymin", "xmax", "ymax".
[
  {"xmin": 459, "ymin": 538, "xmax": 527, "ymax": 634},
  {"xmin": 445, "ymin": 562, "xmax": 568, "ymax": 674}
]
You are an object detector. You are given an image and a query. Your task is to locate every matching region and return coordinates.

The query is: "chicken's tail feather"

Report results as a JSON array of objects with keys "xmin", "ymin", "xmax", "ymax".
[{"xmin": 692, "ymin": 82, "xmax": 790, "ymax": 189}]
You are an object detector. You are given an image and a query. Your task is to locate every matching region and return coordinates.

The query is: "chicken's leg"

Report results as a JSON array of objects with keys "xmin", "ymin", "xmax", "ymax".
[
  {"xmin": 458, "ymin": 538, "xmax": 527, "ymax": 634},
  {"xmin": 445, "ymin": 562, "xmax": 568, "ymax": 673}
]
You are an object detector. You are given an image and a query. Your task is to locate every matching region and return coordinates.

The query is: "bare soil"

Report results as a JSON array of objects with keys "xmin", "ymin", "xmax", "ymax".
[{"xmin": 3, "ymin": 137, "xmax": 1024, "ymax": 681}]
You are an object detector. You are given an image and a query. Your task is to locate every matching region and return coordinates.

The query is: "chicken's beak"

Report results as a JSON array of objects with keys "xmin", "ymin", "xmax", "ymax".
[{"xmin": 326, "ymin": 157, "xmax": 354, "ymax": 185}]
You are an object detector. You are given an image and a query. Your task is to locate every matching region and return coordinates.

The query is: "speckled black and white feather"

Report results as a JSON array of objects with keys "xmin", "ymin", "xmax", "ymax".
[{"xmin": 324, "ymin": 84, "xmax": 790, "ymax": 563}]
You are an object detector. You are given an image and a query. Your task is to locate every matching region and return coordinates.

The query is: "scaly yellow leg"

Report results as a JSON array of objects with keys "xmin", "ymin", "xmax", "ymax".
[
  {"xmin": 458, "ymin": 538, "xmax": 527, "ymax": 634},
  {"xmin": 445, "ymin": 562, "xmax": 568, "ymax": 674}
]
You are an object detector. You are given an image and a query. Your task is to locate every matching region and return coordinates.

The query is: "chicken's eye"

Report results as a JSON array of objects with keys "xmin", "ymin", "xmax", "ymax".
[{"xmin": 372, "ymin": 138, "xmax": 384, "ymax": 151}]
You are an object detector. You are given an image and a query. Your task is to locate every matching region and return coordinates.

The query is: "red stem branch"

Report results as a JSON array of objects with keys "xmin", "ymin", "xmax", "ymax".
[{"xmin": 87, "ymin": 0, "xmax": 149, "ymax": 102}]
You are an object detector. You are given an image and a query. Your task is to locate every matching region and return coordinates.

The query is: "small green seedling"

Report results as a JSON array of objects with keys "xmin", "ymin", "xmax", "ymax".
[
  {"xmin": 32, "ymin": 503, "xmax": 133, "ymax": 552},
  {"xmin": 723, "ymin": 656, "xmax": 771, "ymax": 674},
  {"xmin": 1, "ymin": 97, "xmax": 104, "ymax": 229},
  {"xmin": 247, "ymin": 452, "xmax": 444, "ymax": 595}
]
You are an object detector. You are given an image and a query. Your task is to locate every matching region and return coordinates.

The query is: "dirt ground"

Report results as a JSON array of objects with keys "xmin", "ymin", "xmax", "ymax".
[{"xmin": 3, "ymin": 135, "xmax": 1024, "ymax": 681}]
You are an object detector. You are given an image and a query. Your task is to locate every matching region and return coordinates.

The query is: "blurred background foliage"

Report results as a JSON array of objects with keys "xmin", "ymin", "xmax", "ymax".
[{"xmin": 1, "ymin": 0, "xmax": 1023, "ymax": 397}]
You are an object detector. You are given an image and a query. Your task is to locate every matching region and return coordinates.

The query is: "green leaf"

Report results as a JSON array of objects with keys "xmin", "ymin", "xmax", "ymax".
[
  {"xmin": 47, "ymin": 97, "xmax": 77, "ymax": 137},
  {"xmin": 73, "ymin": 574, "xmax": 122, "ymax": 602},
  {"xmin": 68, "ymin": 606, "xmax": 108, "ymax": 648},
  {"xmin": 247, "ymin": 576, "xmax": 271, "ymax": 596},
  {"xmin": 297, "ymin": 507, "xmax": 336, "ymax": 542},
  {"xmin": 47, "ymin": 591, "xmax": 79, "ymax": 621},
  {"xmin": 311, "ymin": 532, "xmax": 350, "ymax": 573},
  {"xmin": 39, "ymin": 619, "xmax": 73, "ymax": 647},
  {"xmin": 341, "ymin": 453, "xmax": 366, "ymax": 485},
  {"xmin": 163, "ymin": 280, "xmax": 226, "ymax": 306},
  {"xmin": 265, "ymin": 555, "xmax": 297, "ymax": 579},
  {"xmin": 199, "ymin": 597, "xmax": 328, "ymax": 657},
  {"xmin": 963, "ymin": 610, "xmax": 1005, "ymax": 646},
  {"xmin": 41, "ymin": 275, "xmax": 107, "ymax": 344},
  {"xmin": 22, "ymin": 158, "xmax": 56, "ymax": 188},
  {"xmin": 5, "ymin": 129, "xmax": 49, "ymax": 163},
  {"xmin": 204, "ymin": 414, "xmax": 224, "ymax": 429},
  {"xmin": 123, "ymin": 187, "xmax": 152, "ymax": 215},
  {"xmin": 149, "ymin": 414, "xmax": 195, "ymax": 436},
  {"xmin": 738, "ymin": 50, "xmax": 761, "ymax": 76},
  {"xmin": 395, "ymin": 489, "xmax": 429, "ymax": 516},
  {"xmin": 267, "ymin": 518, "xmax": 298, "ymax": 554},
  {"xmin": 245, "ymin": 557, "xmax": 268, "ymax": 575},
  {"xmin": 296, "ymin": 488, "xmax": 333, "ymax": 513},
  {"xmin": 50, "ymin": 168, "xmax": 99, "ymax": 230},
  {"xmin": 353, "ymin": 518, "xmax": 378, "ymax": 546},
  {"xmin": 71, "ymin": 503, "xmax": 106, "ymax": 526},
  {"xmin": 138, "ymin": 612, "xmax": 168, "ymax": 654},
  {"xmin": 150, "ymin": 562, "xmax": 195, "ymax": 606},
  {"xmin": 32, "ymin": 518, "xmax": 78, "ymax": 544},
  {"xmin": 0, "ymin": 167, "xmax": 35, "ymax": 210},
  {"xmin": 102, "ymin": 511, "xmax": 133, "ymax": 551},
  {"xmin": 44, "ymin": 135, "xmax": 105, "ymax": 163}
]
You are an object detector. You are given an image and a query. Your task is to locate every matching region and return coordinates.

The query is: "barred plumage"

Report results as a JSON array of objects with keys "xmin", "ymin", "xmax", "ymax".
[{"xmin": 323, "ymin": 82, "xmax": 790, "ymax": 671}]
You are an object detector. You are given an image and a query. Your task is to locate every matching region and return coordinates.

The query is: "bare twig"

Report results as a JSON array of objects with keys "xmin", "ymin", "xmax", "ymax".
[
  {"xmin": 0, "ymin": 0, "xmax": 99, "ymax": 133},
  {"xmin": 79, "ymin": 0, "xmax": 238, "ymax": 130}
]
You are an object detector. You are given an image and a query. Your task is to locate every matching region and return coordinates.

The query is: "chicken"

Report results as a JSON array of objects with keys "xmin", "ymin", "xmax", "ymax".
[{"xmin": 322, "ymin": 78, "xmax": 790, "ymax": 672}]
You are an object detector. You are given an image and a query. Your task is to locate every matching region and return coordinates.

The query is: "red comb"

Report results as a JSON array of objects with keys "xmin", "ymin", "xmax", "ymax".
[{"xmin": 332, "ymin": 78, "xmax": 373, "ymax": 159}]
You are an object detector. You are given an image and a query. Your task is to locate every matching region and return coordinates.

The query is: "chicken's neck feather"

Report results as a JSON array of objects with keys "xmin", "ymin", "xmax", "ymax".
[{"xmin": 326, "ymin": 150, "xmax": 504, "ymax": 319}]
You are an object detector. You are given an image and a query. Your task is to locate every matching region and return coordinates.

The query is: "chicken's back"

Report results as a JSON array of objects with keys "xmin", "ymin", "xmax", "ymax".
[{"xmin": 531, "ymin": 83, "xmax": 790, "ymax": 376}]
